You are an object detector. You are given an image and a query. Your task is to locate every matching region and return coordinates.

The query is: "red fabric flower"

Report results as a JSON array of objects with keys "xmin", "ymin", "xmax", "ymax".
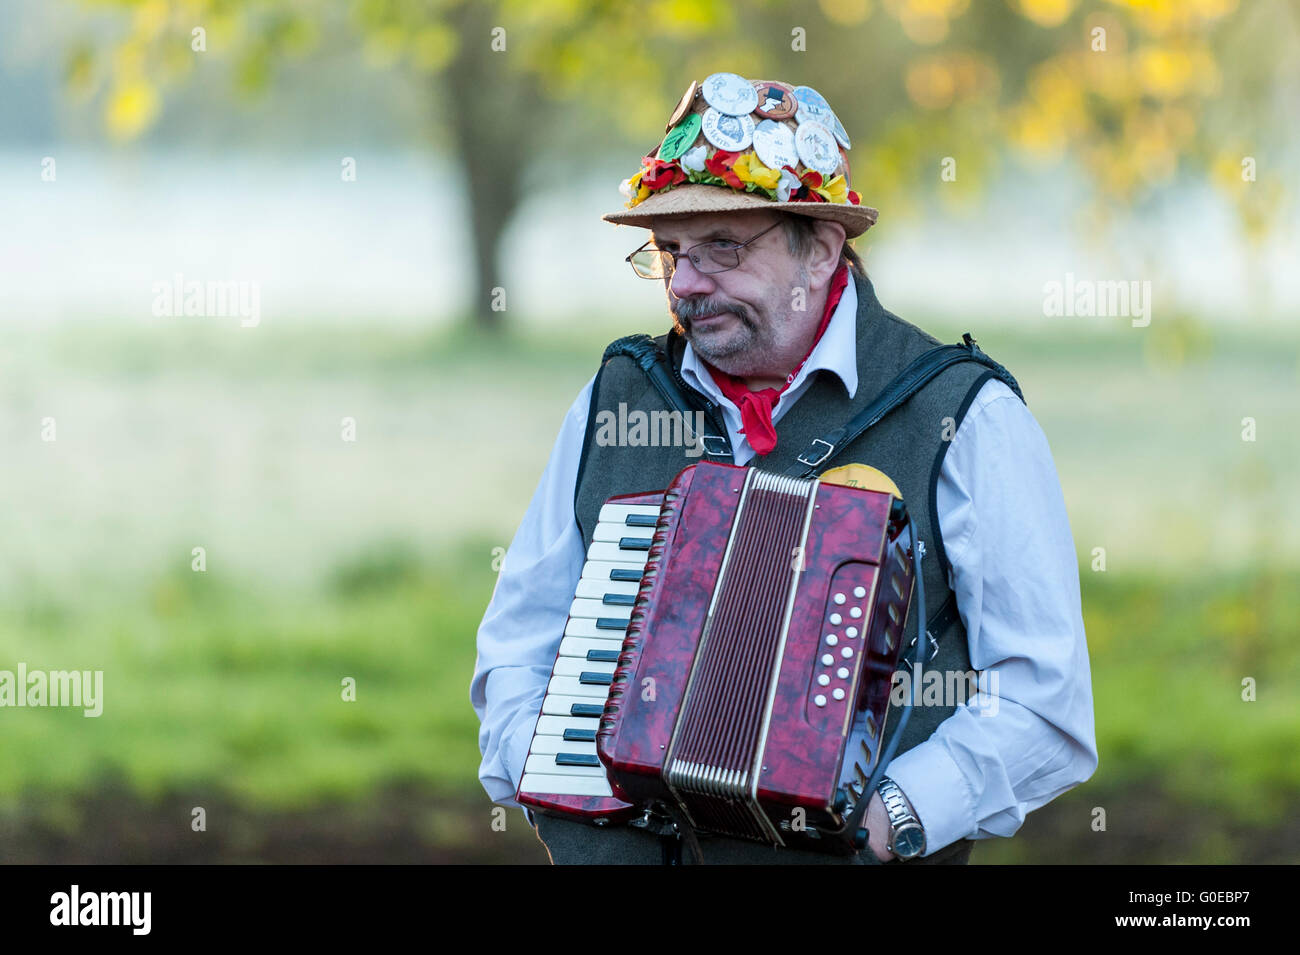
[
  {"xmin": 800, "ymin": 169, "xmax": 824, "ymax": 190},
  {"xmin": 640, "ymin": 158, "xmax": 686, "ymax": 191},
  {"xmin": 788, "ymin": 188, "xmax": 827, "ymax": 203},
  {"xmin": 705, "ymin": 150, "xmax": 744, "ymax": 189},
  {"xmin": 847, "ymin": 190, "xmax": 861, "ymax": 205}
]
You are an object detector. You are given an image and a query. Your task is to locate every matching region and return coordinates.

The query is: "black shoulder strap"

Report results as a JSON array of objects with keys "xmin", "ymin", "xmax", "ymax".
[
  {"xmin": 784, "ymin": 333, "xmax": 1023, "ymax": 478},
  {"xmin": 601, "ymin": 334, "xmax": 734, "ymax": 461}
]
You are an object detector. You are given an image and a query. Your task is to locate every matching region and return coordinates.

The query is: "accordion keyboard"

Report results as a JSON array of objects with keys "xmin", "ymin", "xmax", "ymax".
[{"xmin": 517, "ymin": 501, "xmax": 661, "ymax": 799}]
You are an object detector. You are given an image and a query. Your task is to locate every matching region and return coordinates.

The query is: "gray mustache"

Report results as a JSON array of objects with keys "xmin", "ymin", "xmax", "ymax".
[{"xmin": 672, "ymin": 298, "xmax": 753, "ymax": 327}]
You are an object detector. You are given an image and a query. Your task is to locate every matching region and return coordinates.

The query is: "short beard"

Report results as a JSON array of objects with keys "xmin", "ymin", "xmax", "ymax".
[{"xmin": 670, "ymin": 295, "xmax": 761, "ymax": 368}]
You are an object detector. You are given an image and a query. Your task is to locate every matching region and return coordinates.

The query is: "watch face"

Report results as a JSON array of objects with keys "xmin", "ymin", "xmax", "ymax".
[{"xmin": 894, "ymin": 825, "xmax": 925, "ymax": 858}]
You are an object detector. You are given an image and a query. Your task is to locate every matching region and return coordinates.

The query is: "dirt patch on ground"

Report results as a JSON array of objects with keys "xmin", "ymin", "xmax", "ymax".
[
  {"xmin": 2, "ymin": 782, "xmax": 1294, "ymax": 864},
  {"xmin": 0, "ymin": 784, "xmax": 549, "ymax": 865}
]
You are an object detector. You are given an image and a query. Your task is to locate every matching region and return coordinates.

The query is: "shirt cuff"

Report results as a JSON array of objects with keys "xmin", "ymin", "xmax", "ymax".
[{"xmin": 883, "ymin": 741, "xmax": 976, "ymax": 857}]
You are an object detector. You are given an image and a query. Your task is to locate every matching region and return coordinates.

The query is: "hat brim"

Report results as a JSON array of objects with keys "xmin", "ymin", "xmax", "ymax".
[{"xmin": 602, "ymin": 183, "xmax": 878, "ymax": 239}]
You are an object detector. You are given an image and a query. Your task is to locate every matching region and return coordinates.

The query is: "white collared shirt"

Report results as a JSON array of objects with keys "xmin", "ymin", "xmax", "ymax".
[{"xmin": 469, "ymin": 282, "xmax": 1098, "ymax": 856}]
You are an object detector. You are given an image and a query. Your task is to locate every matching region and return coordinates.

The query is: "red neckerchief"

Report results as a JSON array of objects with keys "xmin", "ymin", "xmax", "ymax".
[{"xmin": 705, "ymin": 262, "xmax": 850, "ymax": 457}]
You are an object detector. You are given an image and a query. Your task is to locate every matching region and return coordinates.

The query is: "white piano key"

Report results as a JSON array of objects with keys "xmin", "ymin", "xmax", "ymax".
[
  {"xmin": 541, "ymin": 694, "xmax": 606, "ymax": 717},
  {"xmin": 574, "ymin": 578, "xmax": 641, "ymax": 599},
  {"xmin": 597, "ymin": 503, "xmax": 662, "ymax": 524},
  {"xmin": 592, "ymin": 522, "xmax": 658, "ymax": 544},
  {"xmin": 586, "ymin": 541, "xmax": 651, "ymax": 564},
  {"xmin": 520, "ymin": 773, "xmax": 613, "ymax": 798},
  {"xmin": 547, "ymin": 675, "xmax": 612, "ymax": 698},
  {"xmin": 528, "ymin": 737, "xmax": 598, "ymax": 756},
  {"xmin": 558, "ymin": 635, "xmax": 626, "ymax": 659},
  {"xmin": 568, "ymin": 597, "xmax": 631, "ymax": 621},
  {"xmin": 580, "ymin": 560, "xmax": 646, "ymax": 582},
  {"xmin": 552, "ymin": 657, "xmax": 617, "ymax": 678},
  {"xmin": 564, "ymin": 617, "xmax": 632, "ymax": 639},
  {"xmin": 525, "ymin": 754, "xmax": 606, "ymax": 777},
  {"xmin": 535, "ymin": 715, "xmax": 605, "ymax": 737}
]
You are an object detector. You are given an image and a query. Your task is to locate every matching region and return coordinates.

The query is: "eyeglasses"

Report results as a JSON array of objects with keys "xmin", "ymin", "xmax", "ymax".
[{"xmin": 626, "ymin": 220, "xmax": 783, "ymax": 280}]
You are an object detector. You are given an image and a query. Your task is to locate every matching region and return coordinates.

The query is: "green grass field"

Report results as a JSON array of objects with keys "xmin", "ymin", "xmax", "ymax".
[{"xmin": 1, "ymin": 314, "xmax": 1297, "ymax": 862}]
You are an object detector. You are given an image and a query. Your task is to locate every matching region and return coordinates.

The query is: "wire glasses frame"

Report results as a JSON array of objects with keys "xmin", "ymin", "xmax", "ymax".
[{"xmin": 625, "ymin": 220, "xmax": 783, "ymax": 280}]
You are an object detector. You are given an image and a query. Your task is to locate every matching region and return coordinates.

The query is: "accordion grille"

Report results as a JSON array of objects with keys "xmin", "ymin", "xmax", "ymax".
[{"xmin": 665, "ymin": 470, "xmax": 817, "ymax": 843}]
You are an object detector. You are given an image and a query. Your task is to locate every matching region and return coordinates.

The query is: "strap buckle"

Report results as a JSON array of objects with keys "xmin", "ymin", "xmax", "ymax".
[
  {"xmin": 902, "ymin": 630, "xmax": 940, "ymax": 672},
  {"xmin": 699, "ymin": 434, "xmax": 731, "ymax": 457},
  {"xmin": 797, "ymin": 438, "xmax": 836, "ymax": 469}
]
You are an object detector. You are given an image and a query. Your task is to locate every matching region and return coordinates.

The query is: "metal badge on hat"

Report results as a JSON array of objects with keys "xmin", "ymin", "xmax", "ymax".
[
  {"xmin": 701, "ymin": 107, "xmax": 755, "ymax": 152},
  {"xmin": 665, "ymin": 80, "xmax": 699, "ymax": 131},
  {"xmin": 658, "ymin": 112, "xmax": 702, "ymax": 160},
  {"xmin": 793, "ymin": 84, "xmax": 850, "ymax": 150},
  {"xmin": 752, "ymin": 80, "xmax": 798, "ymax": 121},
  {"xmin": 795, "ymin": 121, "xmax": 840, "ymax": 177},
  {"xmin": 702, "ymin": 71, "xmax": 759, "ymax": 116},
  {"xmin": 752, "ymin": 119, "xmax": 799, "ymax": 170}
]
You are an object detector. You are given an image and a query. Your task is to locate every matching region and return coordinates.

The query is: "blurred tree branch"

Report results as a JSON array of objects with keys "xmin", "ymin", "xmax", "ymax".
[{"xmin": 68, "ymin": 0, "xmax": 1296, "ymax": 329}]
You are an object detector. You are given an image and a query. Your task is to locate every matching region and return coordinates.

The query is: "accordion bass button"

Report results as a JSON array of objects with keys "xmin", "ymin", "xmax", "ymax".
[
  {"xmin": 814, "ymin": 695, "xmax": 827, "ymax": 707},
  {"xmin": 817, "ymin": 674, "xmax": 830, "ymax": 687},
  {"xmin": 834, "ymin": 593, "xmax": 846, "ymax": 604},
  {"xmin": 832, "ymin": 688, "xmax": 846, "ymax": 701},
  {"xmin": 825, "ymin": 634, "xmax": 838, "ymax": 646}
]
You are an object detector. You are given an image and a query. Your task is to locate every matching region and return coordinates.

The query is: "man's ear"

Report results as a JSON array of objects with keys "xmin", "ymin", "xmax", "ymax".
[{"xmin": 807, "ymin": 219, "xmax": 847, "ymax": 289}]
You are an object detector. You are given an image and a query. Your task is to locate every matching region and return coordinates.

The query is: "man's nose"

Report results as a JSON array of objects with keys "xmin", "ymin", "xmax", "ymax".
[{"xmin": 668, "ymin": 254, "xmax": 715, "ymax": 299}]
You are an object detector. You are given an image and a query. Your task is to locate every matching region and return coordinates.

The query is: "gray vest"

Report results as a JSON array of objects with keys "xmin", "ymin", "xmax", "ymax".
[{"xmin": 543, "ymin": 272, "xmax": 1016, "ymax": 865}]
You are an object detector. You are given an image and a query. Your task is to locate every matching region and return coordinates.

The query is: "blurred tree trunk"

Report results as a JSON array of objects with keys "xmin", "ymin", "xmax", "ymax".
[{"xmin": 443, "ymin": 3, "xmax": 549, "ymax": 333}]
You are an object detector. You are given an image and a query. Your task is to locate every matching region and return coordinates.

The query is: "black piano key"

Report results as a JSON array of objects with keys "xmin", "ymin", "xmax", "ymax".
[
  {"xmin": 624, "ymin": 514, "xmax": 658, "ymax": 527},
  {"xmin": 596, "ymin": 617, "xmax": 629, "ymax": 630},
  {"xmin": 563, "ymin": 728, "xmax": 597, "ymax": 742},
  {"xmin": 609, "ymin": 568, "xmax": 642, "ymax": 582},
  {"xmin": 585, "ymin": 649, "xmax": 620, "ymax": 663},
  {"xmin": 579, "ymin": 671, "xmax": 614, "ymax": 686},
  {"xmin": 618, "ymin": 537, "xmax": 652, "ymax": 551},
  {"xmin": 555, "ymin": 753, "xmax": 601, "ymax": 768},
  {"xmin": 570, "ymin": 703, "xmax": 603, "ymax": 717},
  {"xmin": 602, "ymin": 592, "xmax": 635, "ymax": 607}
]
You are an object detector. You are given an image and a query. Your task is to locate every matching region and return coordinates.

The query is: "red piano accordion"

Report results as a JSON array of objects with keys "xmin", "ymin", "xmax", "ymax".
[{"xmin": 516, "ymin": 460, "xmax": 916, "ymax": 855}]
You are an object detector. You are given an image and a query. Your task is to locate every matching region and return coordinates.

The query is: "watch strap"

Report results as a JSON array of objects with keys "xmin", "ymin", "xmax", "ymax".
[{"xmin": 878, "ymin": 777, "xmax": 925, "ymax": 857}]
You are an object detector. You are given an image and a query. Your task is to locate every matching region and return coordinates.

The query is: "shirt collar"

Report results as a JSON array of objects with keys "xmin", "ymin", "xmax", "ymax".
[{"xmin": 680, "ymin": 272, "xmax": 860, "ymax": 406}]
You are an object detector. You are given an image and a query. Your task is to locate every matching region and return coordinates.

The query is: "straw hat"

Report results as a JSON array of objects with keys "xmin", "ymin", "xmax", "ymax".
[{"xmin": 603, "ymin": 74, "xmax": 879, "ymax": 238}]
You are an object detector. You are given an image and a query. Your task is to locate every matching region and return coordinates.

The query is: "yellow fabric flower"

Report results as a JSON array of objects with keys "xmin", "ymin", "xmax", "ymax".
[
  {"xmin": 620, "ymin": 169, "xmax": 651, "ymax": 207},
  {"xmin": 813, "ymin": 174, "xmax": 849, "ymax": 204},
  {"xmin": 733, "ymin": 152, "xmax": 782, "ymax": 191}
]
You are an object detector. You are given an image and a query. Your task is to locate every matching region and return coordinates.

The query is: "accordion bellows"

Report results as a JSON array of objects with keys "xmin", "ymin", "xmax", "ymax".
[{"xmin": 518, "ymin": 461, "xmax": 915, "ymax": 854}]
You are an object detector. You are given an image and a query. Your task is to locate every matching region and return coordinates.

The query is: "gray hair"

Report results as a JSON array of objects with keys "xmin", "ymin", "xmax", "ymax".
[{"xmin": 780, "ymin": 214, "xmax": 867, "ymax": 279}]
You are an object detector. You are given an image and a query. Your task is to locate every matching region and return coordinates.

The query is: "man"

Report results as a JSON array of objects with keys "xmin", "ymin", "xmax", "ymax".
[{"xmin": 471, "ymin": 74, "xmax": 1097, "ymax": 865}]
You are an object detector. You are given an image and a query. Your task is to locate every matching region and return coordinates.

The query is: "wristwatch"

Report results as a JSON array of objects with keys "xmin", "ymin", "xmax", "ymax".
[{"xmin": 877, "ymin": 776, "xmax": 926, "ymax": 860}]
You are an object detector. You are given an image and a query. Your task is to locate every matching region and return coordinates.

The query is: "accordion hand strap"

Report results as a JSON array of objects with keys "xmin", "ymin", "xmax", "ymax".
[
  {"xmin": 785, "ymin": 333, "xmax": 1024, "ymax": 478},
  {"xmin": 842, "ymin": 528, "xmax": 928, "ymax": 851}
]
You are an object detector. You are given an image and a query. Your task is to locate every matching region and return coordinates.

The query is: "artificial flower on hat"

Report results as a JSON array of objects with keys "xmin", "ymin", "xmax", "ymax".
[
  {"xmin": 703, "ymin": 149, "xmax": 744, "ymax": 189},
  {"xmin": 680, "ymin": 144, "xmax": 708, "ymax": 172},
  {"xmin": 732, "ymin": 152, "xmax": 782, "ymax": 191},
  {"xmin": 619, "ymin": 169, "xmax": 651, "ymax": 203},
  {"xmin": 774, "ymin": 166, "xmax": 802, "ymax": 201},
  {"xmin": 640, "ymin": 157, "xmax": 687, "ymax": 191},
  {"xmin": 813, "ymin": 174, "xmax": 849, "ymax": 204}
]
